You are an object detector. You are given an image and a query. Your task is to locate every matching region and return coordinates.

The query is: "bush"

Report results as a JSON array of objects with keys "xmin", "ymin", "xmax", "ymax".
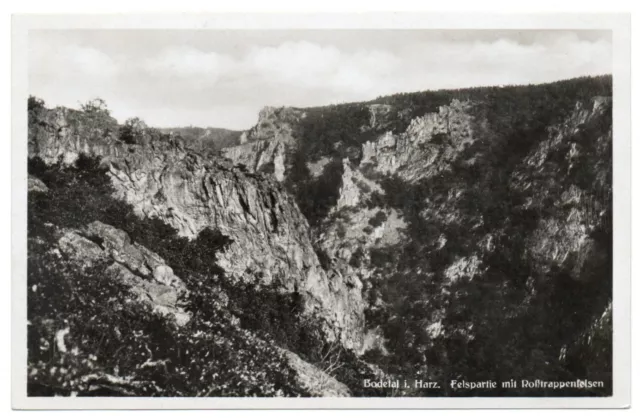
[
  {"xmin": 348, "ymin": 248, "xmax": 365, "ymax": 268},
  {"xmin": 368, "ymin": 210, "xmax": 387, "ymax": 228},
  {"xmin": 119, "ymin": 117, "xmax": 147, "ymax": 145},
  {"xmin": 79, "ymin": 98, "xmax": 111, "ymax": 116},
  {"xmin": 28, "ymin": 96, "xmax": 45, "ymax": 112}
]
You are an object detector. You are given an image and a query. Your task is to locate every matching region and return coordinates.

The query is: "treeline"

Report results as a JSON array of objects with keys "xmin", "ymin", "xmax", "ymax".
[{"xmin": 367, "ymin": 75, "xmax": 612, "ymax": 134}]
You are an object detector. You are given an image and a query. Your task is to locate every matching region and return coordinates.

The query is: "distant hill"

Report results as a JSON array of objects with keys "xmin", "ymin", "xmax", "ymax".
[{"xmin": 159, "ymin": 126, "xmax": 242, "ymax": 152}]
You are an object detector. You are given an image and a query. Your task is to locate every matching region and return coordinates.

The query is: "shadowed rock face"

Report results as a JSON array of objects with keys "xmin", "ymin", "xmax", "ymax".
[{"xmin": 28, "ymin": 106, "xmax": 365, "ymax": 350}]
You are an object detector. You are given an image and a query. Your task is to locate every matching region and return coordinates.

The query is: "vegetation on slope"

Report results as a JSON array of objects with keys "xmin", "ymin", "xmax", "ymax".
[
  {"xmin": 27, "ymin": 152, "xmax": 382, "ymax": 396},
  {"xmin": 28, "ymin": 155, "xmax": 309, "ymax": 396},
  {"xmin": 284, "ymin": 76, "xmax": 611, "ymax": 230},
  {"xmin": 359, "ymin": 77, "xmax": 613, "ymax": 396}
]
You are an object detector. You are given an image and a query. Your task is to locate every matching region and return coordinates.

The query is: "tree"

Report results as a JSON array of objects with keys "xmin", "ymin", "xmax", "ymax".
[
  {"xmin": 80, "ymin": 98, "xmax": 111, "ymax": 116},
  {"xmin": 28, "ymin": 96, "xmax": 45, "ymax": 112},
  {"xmin": 119, "ymin": 117, "xmax": 148, "ymax": 145}
]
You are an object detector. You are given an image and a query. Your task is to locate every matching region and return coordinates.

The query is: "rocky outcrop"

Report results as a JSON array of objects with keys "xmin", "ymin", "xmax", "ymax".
[
  {"xmin": 222, "ymin": 138, "xmax": 288, "ymax": 181},
  {"xmin": 360, "ymin": 99, "xmax": 476, "ymax": 182},
  {"xmin": 316, "ymin": 160, "xmax": 406, "ymax": 355},
  {"xmin": 324, "ymin": 160, "xmax": 407, "ymax": 259},
  {"xmin": 279, "ymin": 349, "xmax": 351, "ymax": 397},
  {"xmin": 514, "ymin": 97, "xmax": 612, "ymax": 281},
  {"xmin": 242, "ymin": 106, "xmax": 305, "ymax": 143},
  {"xmin": 28, "ymin": 175, "xmax": 48, "ymax": 193},
  {"xmin": 222, "ymin": 106, "xmax": 305, "ymax": 182},
  {"xmin": 28, "ymin": 106, "xmax": 364, "ymax": 350},
  {"xmin": 56, "ymin": 221, "xmax": 191, "ymax": 326}
]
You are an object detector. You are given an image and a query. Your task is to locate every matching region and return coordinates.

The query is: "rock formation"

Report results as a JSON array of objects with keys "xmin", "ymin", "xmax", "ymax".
[
  {"xmin": 27, "ymin": 75, "xmax": 614, "ymax": 397},
  {"xmin": 57, "ymin": 221, "xmax": 191, "ymax": 326},
  {"xmin": 28, "ymin": 105, "xmax": 364, "ymax": 350}
]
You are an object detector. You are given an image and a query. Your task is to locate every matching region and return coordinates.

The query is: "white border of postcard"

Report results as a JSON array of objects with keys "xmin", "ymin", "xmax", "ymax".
[{"xmin": 11, "ymin": 12, "xmax": 631, "ymax": 409}]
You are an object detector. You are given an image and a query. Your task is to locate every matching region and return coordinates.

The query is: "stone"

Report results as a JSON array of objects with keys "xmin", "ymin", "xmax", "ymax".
[
  {"xmin": 84, "ymin": 221, "xmax": 131, "ymax": 252},
  {"xmin": 279, "ymin": 349, "xmax": 351, "ymax": 397},
  {"xmin": 58, "ymin": 231, "xmax": 106, "ymax": 265},
  {"xmin": 28, "ymin": 175, "xmax": 49, "ymax": 193},
  {"xmin": 59, "ymin": 223, "xmax": 191, "ymax": 326}
]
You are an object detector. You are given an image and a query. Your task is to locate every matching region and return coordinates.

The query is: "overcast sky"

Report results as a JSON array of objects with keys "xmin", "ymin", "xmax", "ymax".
[{"xmin": 28, "ymin": 30, "xmax": 611, "ymax": 130}]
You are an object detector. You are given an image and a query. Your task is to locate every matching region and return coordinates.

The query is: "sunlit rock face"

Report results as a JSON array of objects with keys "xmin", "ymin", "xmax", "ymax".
[
  {"xmin": 360, "ymin": 99, "xmax": 476, "ymax": 182},
  {"xmin": 28, "ymin": 106, "xmax": 365, "ymax": 350},
  {"xmin": 221, "ymin": 106, "xmax": 305, "ymax": 182},
  {"xmin": 222, "ymin": 138, "xmax": 288, "ymax": 181},
  {"xmin": 514, "ymin": 97, "xmax": 613, "ymax": 282},
  {"xmin": 57, "ymin": 221, "xmax": 192, "ymax": 326},
  {"xmin": 28, "ymin": 175, "xmax": 49, "ymax": 193}
]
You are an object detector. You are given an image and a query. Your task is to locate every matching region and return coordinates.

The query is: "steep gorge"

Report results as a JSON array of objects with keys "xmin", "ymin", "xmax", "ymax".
[
  {"xmin": 27, "ymin": 75, "xmax": 613, "ymax": 396},
  {"xmin": 28, "ymin": 104, "xmax": 365, "ymax": 352},
  {"xmin": 219, "ymin": 75, "xmax": 613, "ymax": 395}
]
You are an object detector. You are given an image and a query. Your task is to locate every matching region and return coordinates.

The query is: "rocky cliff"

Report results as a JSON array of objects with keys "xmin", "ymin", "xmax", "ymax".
[
  {"xmin": 211, "ymin": 76, "xmax": 613, "ymax": 395},
  {"xmin": 27, "ymin": 75, "xmax": 613, "ymax": 397},
  {"xmin": 221, "ymin": 106, "xmax": 304, "ymax": 182},
  {"xmin": 28, "ymin": 105, "xmax": 364, "ymax": 351},
  {"xmin": 29, "ymin": 205, "xmax": 350, "ymax": 396}
]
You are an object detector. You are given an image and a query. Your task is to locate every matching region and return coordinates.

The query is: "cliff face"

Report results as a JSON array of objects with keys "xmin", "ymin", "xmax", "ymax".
[
  {"xmin": 222, "ymin": 106, "xmax": 304, "ymax": 182},
  {"xmin": 222, "ymin": 138, "xmax": 288, "ymax": 181},
  {"xmin": 28, "ymin": 106, "xmax": 364, "ymax": 350},
  {"xmin": 360, "ymin": 99, "xmax": 476, "ymax": 182},
  {"xmin": 33, "ymin": 210, "xmax": 350, "ymax": 396},
  {"xmin": 211, "ymin": 76, "xmax": 613, "ymax": 393},
  {"xmin": 27, "ymin": 75, "xmax": 613, "ymax": 397}
]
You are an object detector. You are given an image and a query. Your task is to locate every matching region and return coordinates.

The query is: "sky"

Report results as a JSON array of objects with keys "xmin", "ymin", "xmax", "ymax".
[{"xmin": 28, "ymin": 30, "xmax": 612, "ymax": 130}]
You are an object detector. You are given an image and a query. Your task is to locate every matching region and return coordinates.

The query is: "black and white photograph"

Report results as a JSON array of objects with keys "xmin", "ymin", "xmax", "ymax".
[{"xmin": 11, "ymin": 13, "xmax": 631, "ymax": 409}]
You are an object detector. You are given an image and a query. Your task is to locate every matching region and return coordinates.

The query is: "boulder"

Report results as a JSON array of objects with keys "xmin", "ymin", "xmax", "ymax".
[
  {"xmin": 58, "ymin": 223, "xmax": 190, "ymax": 326},
  {"xmin": 28, "ymin": 175, "xmax": 49, "ymax": 193}
]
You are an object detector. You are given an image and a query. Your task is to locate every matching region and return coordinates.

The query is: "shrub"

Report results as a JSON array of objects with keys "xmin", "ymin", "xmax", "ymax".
[
  {"xmin": 118, "ymin": 117, "xmax": 147, "ymax": 145},
  {"xmin": 79, "ymin": 98, "xmax": 111, "ymax": 116},
  {"xmin": 348, "ymin": 248, "xmax": 365, "ymax": 268},
  {"xmin": 368, "ymin": 210, "xmax": 388, "ymax": 228},
  {"xmin": 28, "ymin": 96, "xmax": 45, "ymax": 112}
]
